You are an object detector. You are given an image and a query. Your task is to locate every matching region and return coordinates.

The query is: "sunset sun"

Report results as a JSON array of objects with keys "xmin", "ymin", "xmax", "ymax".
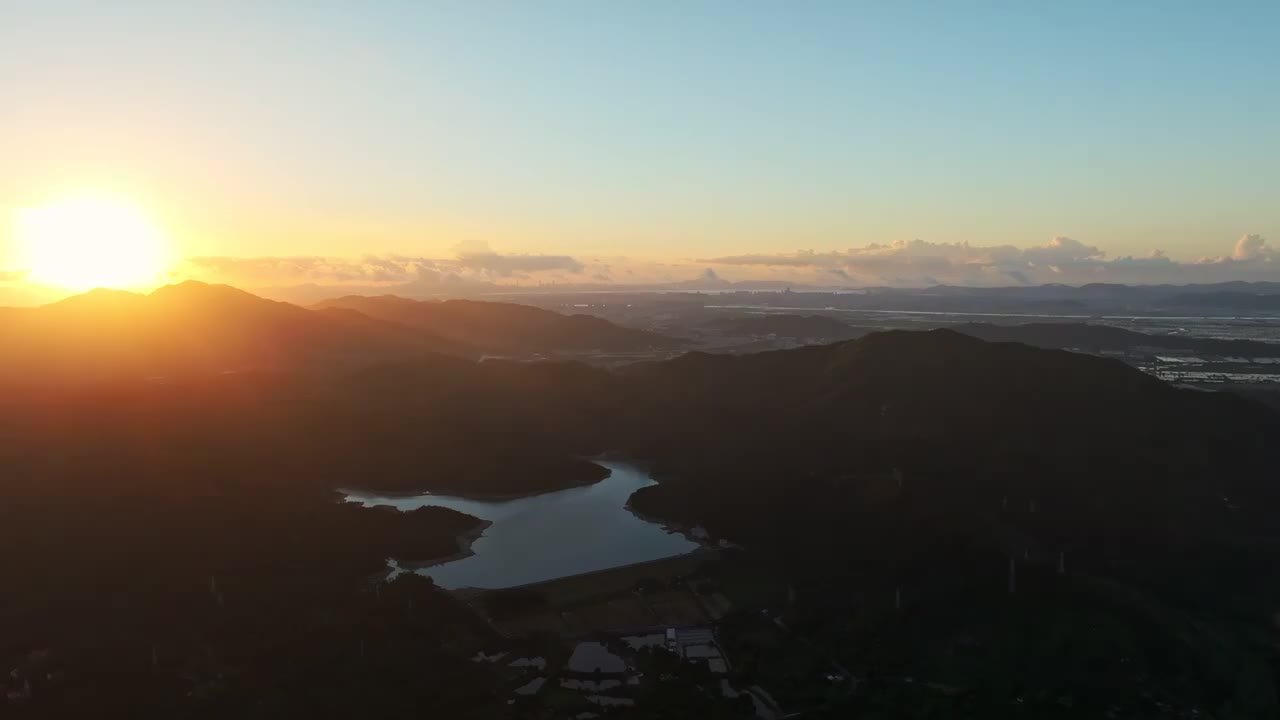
[{"xmin": 14, "ymin": 194, "xmax": 172, "ymax": 290}]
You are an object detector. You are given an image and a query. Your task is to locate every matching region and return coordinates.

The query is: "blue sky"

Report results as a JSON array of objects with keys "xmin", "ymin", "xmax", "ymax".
[{"xmin": 1, "ymin": 1, "xmax": 1278, "ymax": 294}]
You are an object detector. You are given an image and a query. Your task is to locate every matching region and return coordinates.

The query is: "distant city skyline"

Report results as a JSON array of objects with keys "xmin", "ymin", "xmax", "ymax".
[{"xmin": 3, "ymin": 1, "xmax": 1277, "ymax": 302}]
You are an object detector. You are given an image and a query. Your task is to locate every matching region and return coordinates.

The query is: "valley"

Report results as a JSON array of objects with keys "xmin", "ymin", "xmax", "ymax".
[{"xmin": 2, "ymin": 284, "xmax": 1279, "ymax": 718}]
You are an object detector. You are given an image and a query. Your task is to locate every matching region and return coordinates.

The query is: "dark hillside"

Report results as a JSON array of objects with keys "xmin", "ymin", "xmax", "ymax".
[
  {"xmin": 315, "ymin": 295, "xmax": 679, "ymax": 354},
  {"xmin": 953, "ymin": 321, "xmax": 1280, "ymax": 357},
  {"xmin": 622, "ymin": 330, "xmax": 1280, "ymax": 559}
]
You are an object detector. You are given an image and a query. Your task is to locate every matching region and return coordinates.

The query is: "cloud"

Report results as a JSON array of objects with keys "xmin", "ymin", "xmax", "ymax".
[
  {"xmin": 1109, "ymin": 249, "xmax": 1176, "ymax": 268},
  {"xmin": 1232, "ymin": 233, "xmax": 1270, "ymax": 261},
  {"xmin": 453, "ymin": 251, "xmax": 583, "ymax": 277},
  {"xmin": 1021, "ymin": 236, "xmax": 1103, "ymax": 266},
  {"xmin": 164, "ymin": 233, "xmax": 1280, "ymax": 294},
  {"xmin": 180, "ymin": 255, "xmax": 437, "ymax": 285},
  {"xmin": 701, "ymin": 239, "xmax": 1043, "ymax": 285},
  {"xmin": 700, "ymin": 250, "xmax": 837, "ymax": 268},
  {"xmin": 1002, "ymin": 269, "xmax": 1032, "ymax": 285},
  {"xmin": 177, "ymin": 249, "xmax": 591, "ymax": 290},
  {"xmin": 441, "ymin": 239, "xmax": 585, "ymax": 279},
  {"xmin": 0, "ymin": 269, "xmax": 29, "ymax": 283},
  {"xmin": 698, "ymin": 235, "xmax": 1279, "ymax": 286},
  {"xmin": 1195, "ymin": 234, "xmax": 1274, "ymax": 266}
]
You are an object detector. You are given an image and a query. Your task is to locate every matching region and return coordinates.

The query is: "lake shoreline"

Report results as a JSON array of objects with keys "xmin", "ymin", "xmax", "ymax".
[
  {"xmin": 352, "ymin": 460, "xmax": 703, "ymax": 590},
  {"xmin": 624, "ymin": 501, "xmax": 714, "ymax": 548},
  {"xmin": 389, "ymin": 519, "xmax": 494, "ymax": 575},
  {"xmin": 342, "ymin": 464, "xmax": 614, "ymax": 503}
]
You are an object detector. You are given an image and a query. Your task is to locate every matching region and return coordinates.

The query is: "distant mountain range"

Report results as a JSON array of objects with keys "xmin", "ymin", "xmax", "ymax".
[
  {"xmin": 893, "ymin": 281, "xmax": 1280, "ymax": 313},
  {"xmin": 700, "ymin": 313, "xmax": 866, "ymax": 341},
  {"xmin": 0, "ymin": 282, "xmax": 677, "ymax": 387},
  {"xmin": 0, "ymin": 282, "xmax": 467, "ymax": 385},
  {"xmin": 907, "ymin": 280, "xmax": 1280, "ymax": 300},
  {"xmin": 619, "ymin": 329, "xmax": 1280, "ymax": 555},
  {"xmin": 951, "ymin": 322, "xmax": 1280, "ymax": 357},
  {"xmin": 252, "ymin": 276, "xmax": 1280, "ymax": 309},
  {"xmin": 6, "ymin": 283, "xmax": 1278, "ymax": 542},
  {"xmin": 482, "ymin": 281, "xmax": 1280, "ymax": 318},
  {"xmin": 1165, "ymin": 291, "xmax": 1280, "ymax": 311},
  {"xmin": 676, "ymin": 283, "xmax": 1280, "ymax": 317},
  {"xmin": 314, "ymin": 295, "xmax": 679, "ymax": 355},
  {"xmin": 6, "ymin": 284, "xmax": 1280, "ymax": 715}
]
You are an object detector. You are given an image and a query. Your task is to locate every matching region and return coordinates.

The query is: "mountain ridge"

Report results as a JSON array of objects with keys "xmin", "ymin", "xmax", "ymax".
[
  {"xmin": 5, "ymin": 286, "xmax": 1280, "ymax": 716},
  {"xmin": 314, "ymin": 294, "xmax": 680, "ymax": 354},
  {"xmin": 0, "ymin": 281, "xmax": 471, "ymax": 385},
  {"xmin": 951, "ymin": 321, "xmax": 1280, "ymax": 357}
]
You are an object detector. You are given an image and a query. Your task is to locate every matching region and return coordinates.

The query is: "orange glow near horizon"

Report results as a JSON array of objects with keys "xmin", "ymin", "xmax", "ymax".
[{"xmin": 13, "ymin": 193, "xmax": 174, "ymax": 291}]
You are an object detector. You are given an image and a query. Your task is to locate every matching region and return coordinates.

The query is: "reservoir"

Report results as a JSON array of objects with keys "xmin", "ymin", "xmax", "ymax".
[{"xmin": 343, "ymin": 461, "xmax": 701, "ymax": 589}]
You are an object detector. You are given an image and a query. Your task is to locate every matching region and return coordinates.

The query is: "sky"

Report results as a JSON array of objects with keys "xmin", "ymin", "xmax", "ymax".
[{"xmin": 2, "ymin": 1, "xmax": 1278, "ymax": 301}]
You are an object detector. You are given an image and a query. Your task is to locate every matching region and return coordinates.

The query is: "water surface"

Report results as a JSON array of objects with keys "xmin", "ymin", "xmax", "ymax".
[{"xmin": 344, "ymin": 461, "xmax": 699, "ymax": 589}]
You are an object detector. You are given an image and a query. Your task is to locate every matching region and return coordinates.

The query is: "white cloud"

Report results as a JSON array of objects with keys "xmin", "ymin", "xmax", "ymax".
[
  {"xmin": 20, "ymin": 233, "xmax": 1271, "ymax": 298},
  {"xmin": 1232, "ymin": 233, "xmax": 1270, "ymax": 261},
  {"xmin": 180, "ymin": 248, "xmax": 589, "ymax": 287},
  {"xmin": 1021, "ymin": 236, "xmax": 1104, "ymax": 266},
  {"xmin": 699, "ymin": 235, "xmax": 1277, "ymax": 287},
  {"xmin": 179, "ymin": 255, "xmax": 438, "ymax": 285},
  {"xmin": 453, "ymin": 251, "xmax": 584, "ymax": 277}
]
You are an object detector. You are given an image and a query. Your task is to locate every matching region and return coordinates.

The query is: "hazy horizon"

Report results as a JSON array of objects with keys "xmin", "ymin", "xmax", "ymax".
[{"xmin": 3, "ymin": 2, "xmax": 1278, "ymax": 302}]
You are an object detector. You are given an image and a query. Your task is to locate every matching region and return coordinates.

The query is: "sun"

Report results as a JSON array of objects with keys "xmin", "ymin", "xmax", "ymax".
[{"xmin": 13, "ymin": 193, "xmax": 173, "ymax": 291}]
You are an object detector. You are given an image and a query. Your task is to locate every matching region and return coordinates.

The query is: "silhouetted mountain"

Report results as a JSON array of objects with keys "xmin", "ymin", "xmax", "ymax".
[
  {"xmin": 0, "ymin": 282, "xmax": 470, "ymax": 386},
  {"xmin": 610, "ymin": 331, "xmax": 1280, "ymax": 716},
  {"xmin": 314, "ymin": 294, "xmax": 680, "ymax": 354},
  {"xmin": 621, "ymin": 330, "xmax": 1280, "ymax": 554},
  {"xmin": 1166, "ymin": 291, "xmax": 1280, "ymax": 311},
  {"xmin": 629, "ymin": 281, "xmax": 1280, "ymax": 319},
  {"xmin": 914, "ymin": 281, "xmax": 1280, "ymax": 302},
  {"xmin": 5, "ymin": 288, "xmax": 1280, "ymax": 717},
  {"xmin": 951, "ymin": 321, "xmax": 1280, "ymax": 357},
  {"xmin": 9, "ymin": 290, "xmax": 1274, "ymax": 539},
  {"xmin": 703, "ymin": 313, "xmax": 866, "ymax": 340}
]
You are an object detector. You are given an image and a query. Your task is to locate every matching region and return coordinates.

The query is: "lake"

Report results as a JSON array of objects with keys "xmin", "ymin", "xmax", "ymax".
[{"xmin": 342, "ymin": 460, "xmax": 701, "ymax": 589}]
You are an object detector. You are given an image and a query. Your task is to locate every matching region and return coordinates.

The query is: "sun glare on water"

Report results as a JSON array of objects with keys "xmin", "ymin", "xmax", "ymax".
[{"xmin": 13, "ymin": 193, "xmax": 173, "ymax": 291}]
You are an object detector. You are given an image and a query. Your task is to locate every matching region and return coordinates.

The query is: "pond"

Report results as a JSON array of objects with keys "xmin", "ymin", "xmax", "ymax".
[{"xmin": 343, "ymin": 460, "xmax": 701, "ymax": 589}]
